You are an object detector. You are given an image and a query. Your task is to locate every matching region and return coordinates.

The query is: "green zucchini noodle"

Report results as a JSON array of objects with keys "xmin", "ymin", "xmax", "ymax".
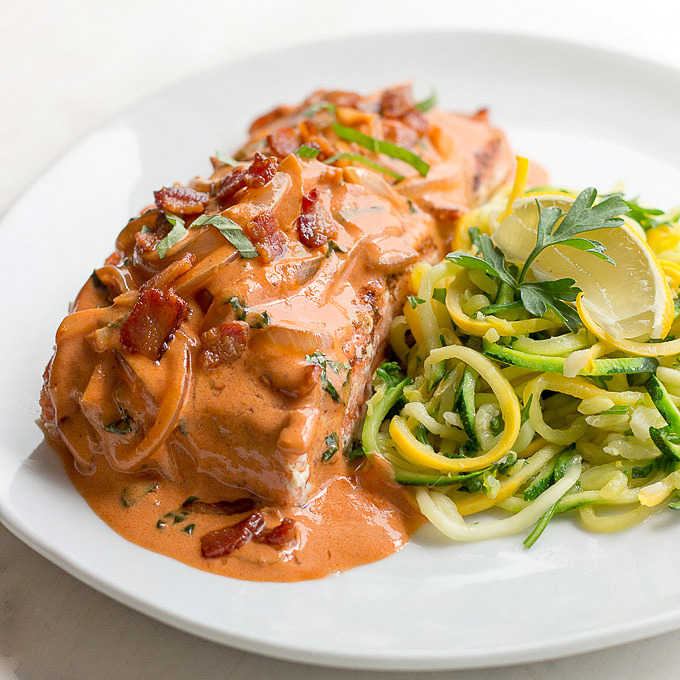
[{"xmin": 361, "ymin": 183, "xmax": 680, "ymax": 547}]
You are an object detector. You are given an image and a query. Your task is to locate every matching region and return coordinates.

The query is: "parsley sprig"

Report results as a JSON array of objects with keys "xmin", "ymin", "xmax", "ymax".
[{"xmin": 447, "ymin": 188, "xmax": 630, "ymax": 332}]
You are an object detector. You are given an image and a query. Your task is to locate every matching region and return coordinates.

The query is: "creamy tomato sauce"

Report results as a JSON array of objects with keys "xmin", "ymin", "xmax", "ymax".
[
  {"xmin": 41, "ymin": 85, "xmax": 516, "ymax": 581},
  {"xmin": 58, "ymin": 443, "xmax": 423, "ymax": 581}
]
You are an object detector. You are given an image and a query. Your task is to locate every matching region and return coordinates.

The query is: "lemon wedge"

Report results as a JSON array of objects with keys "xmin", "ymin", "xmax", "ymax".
[{"xmin": 492, "ymin": 193, "xmax": 674, "ymax": 342}]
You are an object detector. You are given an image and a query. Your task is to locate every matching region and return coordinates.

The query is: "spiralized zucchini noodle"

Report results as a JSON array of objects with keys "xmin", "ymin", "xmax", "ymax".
[{"xmin": 361, "ymin": 170, "xmax": 680, "ymax": 547}]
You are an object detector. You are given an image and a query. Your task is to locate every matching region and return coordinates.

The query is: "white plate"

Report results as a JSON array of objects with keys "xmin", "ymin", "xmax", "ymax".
[{"xmin": 2, "ymin": 31, "xmax": 680, "ymax": 671}]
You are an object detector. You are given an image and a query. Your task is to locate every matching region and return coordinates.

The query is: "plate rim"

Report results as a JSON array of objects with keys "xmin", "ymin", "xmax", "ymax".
[{"xmin": 3, "ymin": 28, "xmax": 680, "ymax": 671}]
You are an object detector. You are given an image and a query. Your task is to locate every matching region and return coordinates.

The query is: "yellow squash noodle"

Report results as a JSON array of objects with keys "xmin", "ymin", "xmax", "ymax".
[
  {"xmin": 389, "ymin": 345, "xmax": 521, "ymax": 472},
  {"xmin": 446, "ymin": 273, "xmax": 559, "ymax": 337}
]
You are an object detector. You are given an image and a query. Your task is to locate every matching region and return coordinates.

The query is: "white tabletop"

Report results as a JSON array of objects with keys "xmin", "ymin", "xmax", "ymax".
[{"xmin": 2, "ymin": 1, "xmax": 680, "ymax": 677}]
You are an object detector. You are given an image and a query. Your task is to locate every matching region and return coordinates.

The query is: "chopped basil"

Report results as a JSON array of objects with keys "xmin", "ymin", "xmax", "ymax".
[
  {"xmin": 183, "ymin": 523, "xmax": 195, "ymax": 535},
  {"xmin": 346, "ymin": 443, "xmax": 366, "ymax": 461},
  {"xmin": 228, "ymin": 296, "xmax": 270, "ymax": 328},
  {"xmin": 414, "ymin": 91, "xmax": 437, "ymax": 113},
  {"xmin": 303, "ymin": 101, "xmax": 336, "ymax": 117},
  {"xmin": 325, "ymin": 152, "xmax": 405, "ymax": 182},
  {"xmin": 321, "ymin": 432, "xmax": 339, "ymax": 462},
  {"xmin": 326, "ymin": 240, "xmax": 345, "ymax": 258},
  {"xmin": 248, "ymin": 310, "xmax": 270, "ymax": 329},
  {"xmin": 157, "ymin": 213, "xmax": 187, "ymax": 259},
  {"xmin": 191, "ymin": 214, "xmax": 258, "ymax": 259},
  {"xmin": 306, "ymin": 352, "xmax": 349, "ymax": 402},
  {"xmin": 432, "ymin": 287, "xmax": 447, "ymax": 304},
  {"xmin": 177, "ymin": 420, "xmax": 189, "ymax": 436},
  {"xmin": 332, "ymin": 122, "xmax": 430, "ymax": 177},
  {"xmin": 214, "ymin": 150, "xmax": 240, "ymax": 166},
  {"xmin": 407, "ymin": 296, "xmax": 425, "ymax": 309},
  {"xmin": 375, "ymin": 361, "xmax": 406, "ymax": 388},
  {"xmin": 103, "ymin": 414, "xmax": 132, "ymax": 435},
  {"xmin": 295, "ymin": 144, "xmax": 321, "ymax": 159},
  {"xmin": 229, "ymin": 296, "xmax": 247, "ymax": 321},
  {"xmin": 407, "ymin": 199, "xmax": 417, "ymax": 214}
]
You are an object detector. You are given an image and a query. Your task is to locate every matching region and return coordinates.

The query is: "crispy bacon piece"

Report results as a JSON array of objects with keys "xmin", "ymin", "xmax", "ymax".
[
  {"xmin": 381, "ymin": 120, "xmax": 418, "ymax": 149},
  {"xmin": 267, "ymin": 127, "xmax": 300, "ymax": 158},
  {"xmin": 297, "ymin": 188, "xmax": 337, "ymax": 248},
  {"xmin": 105, "ymin": 251, "xmax": 121, "ymax": 266},
  {"xmin": 324, "ymin": 90, "xmax": 361, "ymax": 109},
  {"xmin": 248, "ymin": 105, "xmax": 294, "ymax": 133},
  {"xmin": 120, "ymin": 288, "xmax": 188, "ymax": 361},
  {"xmin": 401, "ymin": 109, "xmax": 429, "ymax": 135},
  {"xmin": 213, "ymin": 167, "xmax": 247, "ymax": 206},
  {"xmin": 243, "ymin": 210, "xmax": 285, "ymax": 263},
  {"xmin": 472, "ymin": 107, "xmax": 489, "ymax": 123},
  {"xmin": 134, "ymin": 229, "xmax": 162, "ymax": 252},
  {"xmin": 154, "ymin": 186, "xmax": 209, "ymax": 215},
  {"xmin": 381, "ymin": 85, "xmax": 414, "ymax": 119},
  {"xmin": 182, "ymin": 497, "xmax": 256, "ymax": 515},
  {"xmin": 244, "ymin": 152, "xmax": 278, "ymax": 188},
  {"xmin": 200, "ymin": 512, "xmax": 265, "ymax": 558},
  {"xmin": 199, "ymin": 320, "xmax": 249, "ymax": 369},
  {"xmin": 254, "ymin": 518, "xmax": 297, "ymax": 547}
]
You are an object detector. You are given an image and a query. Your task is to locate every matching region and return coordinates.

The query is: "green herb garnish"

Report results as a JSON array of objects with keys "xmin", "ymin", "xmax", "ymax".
[
  {"xmin": 303, "ymin": 101, "xmax": 336, "ymax": 117},
  {"xmin": 414, "ymin": 91, "xmax": 437, "ymax": 113},
  {"xmin": 375, "ymin": 361, "xmax": 406, "ymax": 388},
  {"xmin": 326, "ymin": 240, "xmax": 345, "ymax": 257},
  {"xmin": 157, "ymin": 213, "xmax": 187, "ymax": 259},
  {"xmin": 322, "ymin": 432, "xmax": 339, "ymax": 462},
  {"xmin": 229, "ymin": 296, "xmax": 247, "ymax": 321},
  {"xmin": 447, "ymin": 188, "xmax": 629, "ymax": 332},
  {"xmin": 183, "ymin": 523, "xmax": 195, "ymax": 535},
  {"xmin": 407, "ymin": 296, "xmax": 425, "ymax": 309},
  {"xmin": 325, "ymin": 152, "xmax": 405, "ymax": 181},
  {"xmin": 214, "ymin": 150, "xmax": 240, "ymax": 166},
  {"xmin": 296, "ymin": 144, "xmax": 321, "ymax": 159},
  {"xmin": 306, "ymin": 352, "xmax": 349, "ymax": 402},
  {"xmin": 191, "ymin": 214, "xmax": 258, "ymax": 259},
  {"xmin": 103, "ymin": 414, "xmax": 132, "ymax": 435},
  {"xmin": 432, "ymin": 288, "xmax": 447, "ymax": 304},
  {"xmin": 331, "ymin": 123, "xmax": 429, "ymax": 177}
]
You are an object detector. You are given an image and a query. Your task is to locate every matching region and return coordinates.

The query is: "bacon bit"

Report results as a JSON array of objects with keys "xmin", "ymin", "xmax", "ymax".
[
  {"xmin": 120, "ymin": 288, "xmax": 188, "ymax": 361},
  {"xmin": 194, "ymin": 287, "xmax": 214, "ymax": 314},
  {"xmin": 297, "ymin": 188, "xmax": 337, "ymax": 248},
  {"xmin": 471, "ymin": 107, "xmax": 489, "ymax": 122},
  {"xmin": 381, "ymin": 85, "xmax": 414, "ymax": 119},
  {"xmin": 199, "ymin": 320, "xmax": 249, "ymax": 369},
  {"xmin": 244, "ymin": 152, "xmax": 278, "ymax": 188},
  {"xmin": 248, "ymin": 105, "xmax": 294, "ymax": 133},
  {"xmin": 400, "ymin": 109, "xmax": 429, "ymax": 135},
  {"xmin": 298, "ymin": 119, "xmax": 319, "ymax": 140},
  {"xmin": 105, "ymin": 251, "xmax": 121, "ymax": 266},
  {"xmin": 381, "ymin": 120, "xmax": 418, "ymax": 149},
  {"xmin": 200, "ymin": 512, "xmax": 265, "ymax": 558},
  {"xmin": 243, "ymin": 210, "xmax": 286, "ymax": 263},
  {"xmin": 182, "ymin": 497, "xmax": 256, "ymax": 515},
  {"xmin": 254, "ymin": 518, "xmax": 297, "ymax": 548},
  {"xmin": 134, "ymin": 229, "xmax": 162, "ymax": 253},
  {"xmin": 267, "ymin": 127, "xmax": 300, "ymax": 158},
  {"xmin": 324, "ymin": 90, "xmax": 361, "ymax": 108},
  {"xmin": 154, "ymin": 186, "xmax": 209, "ymax": 215},
  {"xmin": 213, "ymin": 167, "xmax": 247, "ymax": 207}
]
